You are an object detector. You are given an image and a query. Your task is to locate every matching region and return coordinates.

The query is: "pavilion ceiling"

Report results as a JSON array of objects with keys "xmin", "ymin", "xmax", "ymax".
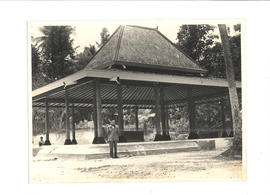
[{"xmin": 32, "ymin": 79, "xmax": 229, "ymax": 109}]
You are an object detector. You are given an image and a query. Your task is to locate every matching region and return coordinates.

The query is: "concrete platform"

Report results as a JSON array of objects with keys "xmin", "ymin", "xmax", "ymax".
[{"xmin": 33, "ymin": 138, "xmax": 232, "ymax": 160}]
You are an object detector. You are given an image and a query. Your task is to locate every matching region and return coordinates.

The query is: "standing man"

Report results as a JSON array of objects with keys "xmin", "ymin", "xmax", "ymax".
[{"xmin": 107, "ymin": 120, "xmax": 120, "ymax": 158}]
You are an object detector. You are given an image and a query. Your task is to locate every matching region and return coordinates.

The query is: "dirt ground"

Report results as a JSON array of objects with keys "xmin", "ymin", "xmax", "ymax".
[{"xmin": 29, "ymin": 147, "xmax": 244, "ymax": 183}]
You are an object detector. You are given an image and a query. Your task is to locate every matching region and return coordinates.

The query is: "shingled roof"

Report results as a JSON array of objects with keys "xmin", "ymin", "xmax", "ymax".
[{"xmin": 84, "ymin": 25, "xmax": 207, "ymax": 74}]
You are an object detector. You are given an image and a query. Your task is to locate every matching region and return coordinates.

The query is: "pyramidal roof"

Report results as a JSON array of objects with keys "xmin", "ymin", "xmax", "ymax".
[{"xmin": 84, "ymin": 25, "xmax": 207, "ymax": 74}]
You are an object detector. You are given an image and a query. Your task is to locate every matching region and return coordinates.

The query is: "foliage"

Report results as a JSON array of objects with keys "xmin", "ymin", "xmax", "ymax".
[
  {"xmin": 74, "ymin": 44, "xmax": 96, "ymax": 71},
  {"xmin": 176, "ymin": 24, "xmax": 241, "ymax": 80},
  {"xmin": 97, "ymin": 27, "xmax": 110, "ymax": 47},
  {"xmin": 168, "ymin": 106, "xmax": 189, "ymax": 133},
  {"xmin": 36, "ymin": 26, "xmax": 76, "ymax": 81},
  {"xmin": 176, "ymin": 25, "xmax": 218, "ymax": 62},
  {"xmin": 195, "ymin": 102, "xmax": 221, "ymax": 129},
  {"xmin": 31, "ymin": 44, "xmax": 41, "ymax": 76}
]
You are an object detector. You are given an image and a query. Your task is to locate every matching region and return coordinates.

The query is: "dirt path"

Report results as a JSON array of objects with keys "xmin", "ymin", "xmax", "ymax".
[{"xmin": 30, "ymin": 148, "xmax": 244, "ymax": 183}]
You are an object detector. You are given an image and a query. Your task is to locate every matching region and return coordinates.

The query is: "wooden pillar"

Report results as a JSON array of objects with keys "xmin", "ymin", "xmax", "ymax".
[
  {"xmin": 135, "ymin": 106, "xmax": 139, "ymax": 131},
  {"xmin": 187, "ymin": 88, "xmax": 198, "ymax": 139},
  {"xmin": 165, "ymin": 110, "xmax": 168, "ymax": 130},
  {"xmin": 93, "ymin": 80, "xmax": 105, "ymax": 144},
  {"xmin": 71, "ymin": 104, "xmax": 77, "ymax": 144},
  {"xmin": 220, "ymin": 98, "xmax": 228, "ymax": 137},
  {"xmin": 117, "ymin": 84, "xmax": 124, "ymax": 132},
  {"xmin": 165, "ymin": 107, "xmax": 170, "ymax": 136},
  {"xmin": 154, "ymin": 86, "xmax": 162, "ymax": 141},
  {"xmin": 92, "ymin": 83, "xmax": 98, "ymax": 138},
  {"xmin": 117, "ymin": 84, "xmax": 126, "ymax": 142},
  {"xmin": 44, "ymin": 98, "xmax": 51, "ymax": 145},
  {"xmin": 64, "ymin": 89, "xmax": 72, "ymax": 145},
  {"xmin": 160, "ymin": 87, "xmax": 170, "ymax": 140}
]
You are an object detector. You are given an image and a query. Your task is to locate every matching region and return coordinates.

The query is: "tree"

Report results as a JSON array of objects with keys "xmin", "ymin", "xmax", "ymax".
[
  {"xmin": 31, "ymin": 43, "xmax": 49, "ymax": 90},
  {"xmin": 218, "ymin": 24, "xmax": 242, "ymax": 156},
  {"xmin": 176, "ymin": 25, "xmax": 218, "ymax": 63},
  {"xmin": 36, "ymin": 26, "xmax": 76, "ymax": 81},
  {"xmin": 97, "ymin": 27, "xmax": 110, "ymax": 47},
  {"xmin": 74, "ymin": 44, "xmax": 96, "ymax": 71},
  {"xmin": 31, "ymin": 44, "xmax": 41, "ymax": 76},
  {"xmin": 176, "ymin": 24, "xmax": 241, "ymax": 80}
]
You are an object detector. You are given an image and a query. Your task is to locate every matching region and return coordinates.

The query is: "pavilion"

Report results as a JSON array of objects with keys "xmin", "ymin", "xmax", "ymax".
[{"xmin": 32, "ymin": 25, "xmax": 241, "ymax": 145}]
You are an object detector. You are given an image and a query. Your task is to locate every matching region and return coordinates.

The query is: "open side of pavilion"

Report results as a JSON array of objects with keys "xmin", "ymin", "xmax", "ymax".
[{"xmin": 32, "ymin": 25, "xmax": 241, "ymax": 145}]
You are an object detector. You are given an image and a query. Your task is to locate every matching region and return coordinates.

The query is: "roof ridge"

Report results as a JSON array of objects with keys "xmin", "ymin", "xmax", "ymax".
[
  {"xmin": 125, "ymin": 25, "xmax": 158, "ymax": 31},
  {"xmin": 113, "ymin": 25, "xmax": 125, "ymax": 61}
]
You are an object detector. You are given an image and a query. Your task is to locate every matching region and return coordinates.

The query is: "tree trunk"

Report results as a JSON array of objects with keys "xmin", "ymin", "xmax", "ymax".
[{"xmin": 218, "ymin": 24, "xmax": 242, "ymax": 155}]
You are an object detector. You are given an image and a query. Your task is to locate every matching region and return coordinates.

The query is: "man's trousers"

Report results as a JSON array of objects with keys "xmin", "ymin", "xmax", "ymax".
[{"xmin": 109, "ymin": 141, "xmax": 117, "ymax": 158}]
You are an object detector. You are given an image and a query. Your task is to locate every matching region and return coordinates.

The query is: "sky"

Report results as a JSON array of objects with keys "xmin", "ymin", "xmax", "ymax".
[{"xmin": 29, "ymin": 19, "xmax": 239, "ymax": 53}]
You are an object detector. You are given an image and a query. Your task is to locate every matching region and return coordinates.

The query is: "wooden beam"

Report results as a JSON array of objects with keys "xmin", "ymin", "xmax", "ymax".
[
  {"xmin": 43, "ymin": 98, "xmax": 51, "ymax": 145},
  {"xmin": 37, "ymin": 98, "xmax": 154, "ymax": 106},
  {"xmin": 135, "ymin": 105, "xmax": 139, "ymax": 131},
  {"xmin": 95, "ymin": 80, "xmax": 103, "ymax": 138},
  {"xmin": 187, "ymin": 88, "xmax": 198, "ymax": 139},
  {"xmin": 64, "ymin": 89, "xmax": 72, "ymax": 145},
  {"xmin": 117, "ymin": 84, "xmax": 124, "ymax": 132},
  {"xmin": 71, "ymin": 104, "xmax": 77, "ymax": 144},
  {"xmin": 165, "ymin": 109, "xmax": 169, "ymax": 131},
  {"xmin": 92, "ymin": 83, "xmax": 98, "ymax": 138},
  {"xmin": 154, "ymin": 86, "xmax": 161, "ymax": 135},
  {"xmin": 160, "ymin": 87, "xmax": 166, "ymax": 136}
]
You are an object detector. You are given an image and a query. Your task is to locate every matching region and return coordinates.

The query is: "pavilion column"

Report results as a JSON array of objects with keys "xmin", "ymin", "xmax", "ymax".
[
  {"xmin": 92, "ymin": 82, "xmax": 99, "ymax": 144},
  {"xmin": 117, "ymin": 84, "xmax": 126, "ymax": 142},
  {"xmin": 160, "ymin": 87, "xmax": 170, "ymax": 140},
  {"xmin": 43, "ymin": 98, "xmax": 51, "ymax": 145},
  {"xmin": 220, "ymin": 98, "xmax": 228, "ymax": 137},
  {"xmin": 135, "ymin": 106, "xmax": 139, "ymax": 131},
  {"xmin": 165, "ymin": 107, "xmax": 170, "ymax": 137},
  {"xmin": 71, "ymin": 104, "xmax": 77, "ymax": 144},
  {"xmin": 154, "ymin": 86, "xmax": 162, "ymax": 141},
  {"xmin": 187, "ymin": 88, "xmax": 199, "ymax": 139},
  {"xmin": 64, "ymin": 89, "xmax": 72, "ymax": 145},
  {"xmin": 93, "ymin": 80, "xmax": 105, "ymax": 144}
]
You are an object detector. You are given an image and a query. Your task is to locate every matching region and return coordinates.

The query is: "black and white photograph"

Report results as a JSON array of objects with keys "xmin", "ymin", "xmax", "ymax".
[
  {"xmin": 29, "ymin": 19, "xmax": 245, "ymax": 183},
  {"xmin": 2, "ymin": 1, "xmax": 270, "ymax": 194}
]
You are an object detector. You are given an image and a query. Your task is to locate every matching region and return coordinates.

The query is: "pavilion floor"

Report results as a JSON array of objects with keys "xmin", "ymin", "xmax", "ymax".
[
  {"xmin": 33, "ymin": 138, "xmax": 232, "ymax": 160},
  {"xmin": 30, "ymin": 137, "xmax": 244, "ymax": 183}
]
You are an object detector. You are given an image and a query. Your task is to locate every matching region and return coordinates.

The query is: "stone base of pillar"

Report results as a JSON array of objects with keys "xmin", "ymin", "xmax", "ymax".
[
  {"xmin": 161, "ymin": 134, "xmax": 171, "ymax": 141},
  {"xmin": 64, "ymin": 139, "xmax": 72, "ymax": 145},
  {"xmin": 119, "ymin": 135, "xmax": 127, "ymax": 143},
  {"xmin": 229, "ymin": 131, "xmax": 234, "ymax": 137},
  {"xmin": 188, "ymin": 132, "xmax": 199, "ymax": 139},
  {"xmin": 92, "ymin": 137, "xmax": 106, "ymax": 144},
  {"xmin": 222, "ymin": 131, "xmax": 228, "ymax": 137},
  {"xmin": 43, "ymin": 140, "xmax": 51, "ymax": 145},
  {"xmin": 154, "ymin": 134, "xmax": 163, "ymax": 141},
  {"xmin": 71, "ymin": 139, "xmax": 78, "ymax": 144}
]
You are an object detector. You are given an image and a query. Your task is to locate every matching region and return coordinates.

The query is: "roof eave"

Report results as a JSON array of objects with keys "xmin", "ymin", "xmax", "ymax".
[
  {"xmin": 32, "ymin": 69, "xmax": 241, "ymax": 101},
  {"xmin": 114, "ymin": 60, "xmax": 207, "ymax": 74}
]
